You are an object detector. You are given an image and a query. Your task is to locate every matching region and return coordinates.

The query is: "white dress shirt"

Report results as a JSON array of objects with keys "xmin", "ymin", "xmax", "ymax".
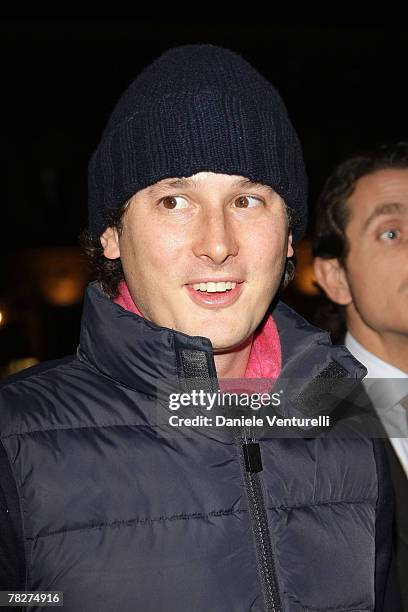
[{"xmin": 345, "ymin": 332, "xmax": 408, "ymax": 477}]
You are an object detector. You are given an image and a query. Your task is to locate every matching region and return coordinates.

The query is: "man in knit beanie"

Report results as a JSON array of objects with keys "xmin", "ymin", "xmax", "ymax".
[{"xmin": 0, "ymin": 45, "xmax": 399, "ymax": 611}]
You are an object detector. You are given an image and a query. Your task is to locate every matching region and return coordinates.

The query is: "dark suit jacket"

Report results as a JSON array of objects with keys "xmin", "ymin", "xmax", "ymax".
[
  {"xmin": 383, "ymin": 439, "xmax": 408, "ymax": 610},
  {"xmin": 341, "ymin": 382, "xmax": 407, "ymax": 610}
]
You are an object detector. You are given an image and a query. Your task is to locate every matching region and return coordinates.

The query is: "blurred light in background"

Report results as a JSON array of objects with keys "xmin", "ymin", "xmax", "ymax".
[
  {"xmin": 292, "ymin": 239, "xmax": 319, "ymax": 296},
  {"xmin": 26, "ymin": 247, "xmax": 89, "ymax": 306},
  {"xmin": 2, "ymin": 358, "xmax": 40, "ymax": 377},
  {"xmin": 1, "ymin": 246, "xmax": 91, "ymax": 379}
]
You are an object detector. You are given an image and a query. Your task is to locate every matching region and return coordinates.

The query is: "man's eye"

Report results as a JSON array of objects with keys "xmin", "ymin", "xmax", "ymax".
[
  {"xmin": 159, "ymin": 196, "xmax": 189, "ymax": 210},
  {"xmin": 379, "ymin": 229, "xmax": 401, "ymax": 241},
  {"xmin": 233, "ymin": 195, "xmax": 263, "ymax": 208}
]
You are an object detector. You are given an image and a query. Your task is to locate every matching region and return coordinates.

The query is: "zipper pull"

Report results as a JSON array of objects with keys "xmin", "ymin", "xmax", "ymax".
[{"xmin": 243, "ymin": 442, "xmax": 263, "ymax": 473}]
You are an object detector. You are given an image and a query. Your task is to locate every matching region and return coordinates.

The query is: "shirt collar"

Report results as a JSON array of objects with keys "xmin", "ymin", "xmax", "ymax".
[
  {"xmin": 345, "ymin": 332, "xmax": 408, "ymax": 379},
  {"xmin": 345, "ymin": 332, "xmax": 408, "ymax": 413}
]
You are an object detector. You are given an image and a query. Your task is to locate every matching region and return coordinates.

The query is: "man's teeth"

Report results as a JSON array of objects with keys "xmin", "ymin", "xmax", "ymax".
[{"xmin": 191, "ymin": 281, "xmax": 237, "ymax": 292}]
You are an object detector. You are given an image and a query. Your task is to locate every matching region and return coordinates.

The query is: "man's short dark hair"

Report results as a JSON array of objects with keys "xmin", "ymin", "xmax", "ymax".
[
  {"xmin": 313, "ymin": 139, "xmax": 408, "ymax": 263},
  {"xmin": 79, "ymin": 204, "xmax": 127, "ymax": 299},
  {"xmin": 79, "ymin": 200, "xmax": 297, "ymax": 299}
]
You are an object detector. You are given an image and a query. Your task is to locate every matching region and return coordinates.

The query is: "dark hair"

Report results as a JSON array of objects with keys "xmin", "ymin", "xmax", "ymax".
[
  {"xmin": 79, "ymin": 200, "xmax": 298, "ymax": 299},
  {"xmin": 313, "ymin": 139, "xmax": 408, "ymax": 263},
  {"xmin": 79, "ymin": 202, "xmax": 129, "ymax": 299}
]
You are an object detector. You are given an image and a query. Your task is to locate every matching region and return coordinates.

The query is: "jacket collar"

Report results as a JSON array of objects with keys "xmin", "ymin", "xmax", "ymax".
[
  {"xmin": 113, "ymin": 279, "xmax": 282, "ymax": 383},
  {"xmin": 78, "ymin": 281, "xmax": 367, "ymax": 406}
]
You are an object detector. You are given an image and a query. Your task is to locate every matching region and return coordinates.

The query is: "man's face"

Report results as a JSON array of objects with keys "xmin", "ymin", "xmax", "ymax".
[
  {"xmin": 343, "ymin": 168, "xmax": 408, "ymax": 336},
  {"xmin": 102, "ymin": 172, "xmax": 293, "ymax": 351}
]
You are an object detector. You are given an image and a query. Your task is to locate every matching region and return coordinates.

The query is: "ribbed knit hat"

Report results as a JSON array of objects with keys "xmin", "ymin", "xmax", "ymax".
[{"xmin": 88, "ymin": 44, "xmax": 308, "ymax": 242}]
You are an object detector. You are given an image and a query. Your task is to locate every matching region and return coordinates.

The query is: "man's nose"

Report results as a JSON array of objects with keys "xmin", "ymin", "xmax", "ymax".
[{"xmin": 192, "ymin": 208, "xmax": 239, "ymax": 265}]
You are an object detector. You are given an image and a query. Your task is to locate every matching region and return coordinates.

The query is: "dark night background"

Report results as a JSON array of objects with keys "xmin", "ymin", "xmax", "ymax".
[{"xmin": 1, "ymin": 16, "xmax": 407, "ymax": 376}]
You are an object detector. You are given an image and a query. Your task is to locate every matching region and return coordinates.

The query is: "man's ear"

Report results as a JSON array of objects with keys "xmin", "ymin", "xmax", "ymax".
[
  {"xmin": 100, "ymin": 227, "xmax": 121, "ymax": 260},
  {"xmin": 313, "ymin": 257, "xmax": 352, "ymax": 305},
  {"xmin": 287, "ymin": 233, "xmax": 294, "ymax": 258}
]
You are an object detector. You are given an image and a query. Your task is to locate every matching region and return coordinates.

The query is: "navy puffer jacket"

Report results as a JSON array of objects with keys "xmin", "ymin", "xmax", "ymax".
[{"xmin": 0, "ymin": 282, "xmax": 398, "ymax": 611}]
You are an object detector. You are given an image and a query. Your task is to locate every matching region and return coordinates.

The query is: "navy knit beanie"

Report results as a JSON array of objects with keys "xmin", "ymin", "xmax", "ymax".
[{"xmin": 88, "ymin": 44, "xmax": 308, "ymax": 242}]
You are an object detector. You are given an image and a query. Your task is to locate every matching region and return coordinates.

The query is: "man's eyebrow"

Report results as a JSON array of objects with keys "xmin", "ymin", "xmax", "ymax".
[
  {"xmin": 233, "ymin": 178, "xmax": 275, "ymax": 192},
  {"xmin": 147, "ymin": 177, "xmax": 275, "ymax": 193},
  {"xmin": 147, "ymin": 178, "xmax": 196, "ymax": 192},
  {"xmin": 363, "ymin": 202, "xmax": 408, "ymax": 230}
]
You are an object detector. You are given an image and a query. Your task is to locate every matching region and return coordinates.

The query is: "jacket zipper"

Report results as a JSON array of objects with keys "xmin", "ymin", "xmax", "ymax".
[{"xmin": 236, "ymin": 425, "xmax": 282, "ymax": 612}]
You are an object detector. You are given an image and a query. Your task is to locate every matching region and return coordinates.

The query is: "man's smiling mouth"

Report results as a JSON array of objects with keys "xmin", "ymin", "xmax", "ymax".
[{"xmin": 184, "ymin": 280, "xmax": 244, "ymax": 307}]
